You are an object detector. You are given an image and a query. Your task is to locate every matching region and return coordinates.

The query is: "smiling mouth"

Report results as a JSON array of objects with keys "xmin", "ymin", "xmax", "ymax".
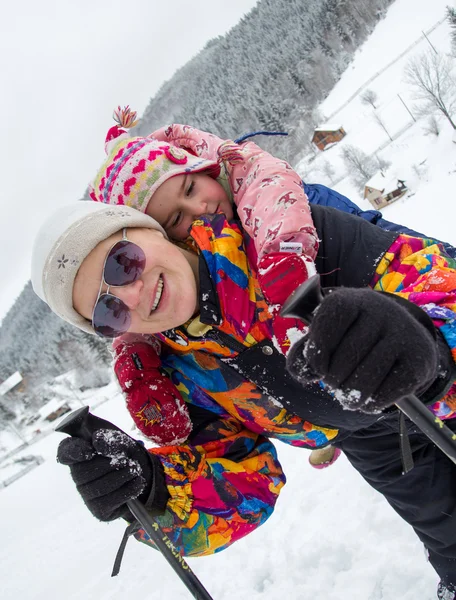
[{"xmin": 150, "ymin": 276, "xmax": 164, "ymax": 314}]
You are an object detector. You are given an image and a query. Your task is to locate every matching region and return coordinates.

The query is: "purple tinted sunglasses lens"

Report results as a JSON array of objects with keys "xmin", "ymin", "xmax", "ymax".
[
  {"xmin": 92, "ymin": 294, "xmax": 131, "ymax": 338},
  {"xmin": 104, "ymin": 240, "xmax": 146, "ymax": 286}
]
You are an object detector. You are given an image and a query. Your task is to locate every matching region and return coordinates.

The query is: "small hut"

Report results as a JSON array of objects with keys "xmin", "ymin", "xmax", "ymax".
[
  {"xmin": 38, "ymin": 398, "xmax": 72, "ymax": 422},
  {"xmin": 0, "ymin": 372, "xmax": 23, "ymax": 397},
  {"xmin": 312, "ymin": 124, "xmax": 346, "ymax": 151},
  {"xmin": 364, "ymin": 172, "xmax": 407, "ymax": 209}
]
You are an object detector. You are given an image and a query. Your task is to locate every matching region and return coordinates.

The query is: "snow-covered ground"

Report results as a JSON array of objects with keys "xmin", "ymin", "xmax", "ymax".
[{"xmin": 1, "ymin": 1, "xmax": 456, "ymax": 598}]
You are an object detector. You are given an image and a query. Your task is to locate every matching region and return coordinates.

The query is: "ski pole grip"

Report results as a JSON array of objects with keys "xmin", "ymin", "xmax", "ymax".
[
  {"xmin": 55, "ymin": 406, "xmax": 122, "ymax": 441},
  {"xmin": 280, "ymin": 274, "xmax": 323, "ymax": 324},
  {"xmin": 281, "ymin": 275, "xmax": 456, "ymax": 465}
]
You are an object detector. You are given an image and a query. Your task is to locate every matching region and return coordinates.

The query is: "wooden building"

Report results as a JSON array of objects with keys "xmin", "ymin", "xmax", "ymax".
[
  {"xmin": 364, "ymin": 171, "xmax": 407, "ymax": 209},
  {"xmin": 38, "ymin": 399, "xmax": 72, "ymax": 422},
  {"xmin": 311, "ymin": 124, "xmax": 346, "ymax": 151}
]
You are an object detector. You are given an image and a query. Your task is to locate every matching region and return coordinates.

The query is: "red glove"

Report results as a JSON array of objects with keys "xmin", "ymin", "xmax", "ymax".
[
  {"xmin": 257, "ymin": 252, "xmax": 311, "ymax": 355},
  {"xmin": 114, "ymin": 338, "xmax": 192, "ymax": 445}
]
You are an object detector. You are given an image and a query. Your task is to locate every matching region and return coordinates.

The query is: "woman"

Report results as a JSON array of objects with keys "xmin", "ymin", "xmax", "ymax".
[{"xmin": 31, "ymin": 200, "xmax": 456, "ymax": 599}]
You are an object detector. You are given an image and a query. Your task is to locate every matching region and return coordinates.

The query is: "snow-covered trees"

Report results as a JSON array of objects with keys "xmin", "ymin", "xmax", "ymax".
[
  {"xmin": 341, "ymin": 144, "xmax": 377, "ymax": 189},
  {"xmin": 404, "ymin": 51, "xmax": 456, "ymax": 129},
  {"xmin": 137, "ymin": 0, "xmax": 394, "ymax": 159}
]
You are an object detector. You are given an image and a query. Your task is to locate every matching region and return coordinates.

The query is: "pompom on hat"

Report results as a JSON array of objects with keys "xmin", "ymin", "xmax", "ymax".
[
  {"xmin": 89, "ymin": 106, "xmax": 220, "ymax": 212},
  {"xmin": 31, "ymin": 202, "xmax": 166, "ymax": 335}
]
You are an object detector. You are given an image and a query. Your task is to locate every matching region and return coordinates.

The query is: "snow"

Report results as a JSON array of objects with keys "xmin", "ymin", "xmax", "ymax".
[
  {"xmin": 314, "ymin": 124, "xmax": 344, "ymax": 132},
  {"xmin": 0, "ymin": 371, "xmax": 22, "ymax": 396},
  {"xmin": 1, "ymin": 1, "xmax": 456, "ymax": 598},
  {"xmin": 0, "ymin": 387, "xmax": 438, "ymax": 600},
  {"xmin": 365, "ymin": 171, "xmax": 388, "ymax": 192}
]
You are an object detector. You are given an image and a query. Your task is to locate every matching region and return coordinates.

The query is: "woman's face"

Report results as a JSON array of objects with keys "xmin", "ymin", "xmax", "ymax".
[{"xmin": 73, "ymin": 228, "xmax": 199, "ymax": 335}]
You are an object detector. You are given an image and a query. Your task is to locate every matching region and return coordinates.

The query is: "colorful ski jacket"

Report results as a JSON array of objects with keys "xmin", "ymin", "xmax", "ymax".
[
  {"xmin": 125, "ymin": 206, "xmax": 456, "ymax": 558},
  {"xmin": 151, "ymin": 123, "xmax": 318, "ymax": 261}
]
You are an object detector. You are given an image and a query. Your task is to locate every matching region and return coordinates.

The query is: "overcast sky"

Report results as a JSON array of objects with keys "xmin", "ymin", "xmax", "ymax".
[{"xmin": 0, "ymin": 0, "xmax": 259, "ymax": 323}]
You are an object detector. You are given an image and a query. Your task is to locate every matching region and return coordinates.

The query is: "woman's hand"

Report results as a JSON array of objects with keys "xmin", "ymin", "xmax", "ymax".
[
  {"xmin": 286, "ymin": 288, "xmax": 439, "ymax": 413},
  {"xmin": 57, "ymin": 428, "xmax": 168, "ymax": 521}
]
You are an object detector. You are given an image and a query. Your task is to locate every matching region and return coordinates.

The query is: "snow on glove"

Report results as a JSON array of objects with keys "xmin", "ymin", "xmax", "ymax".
[
  {"xmin": 114, "ymin": 338, "xmax": 192, "ymax": 445},
  {"xmin": 257, "ymin": 252, "xmax": 312, "ymax": 354},
  {"xmin": 286, "ymin": 287, "xmax": 439, "ymax": 413},
  {"xmin": 57, "ymin": 428, "xmax": 169, "ymax": 522}
]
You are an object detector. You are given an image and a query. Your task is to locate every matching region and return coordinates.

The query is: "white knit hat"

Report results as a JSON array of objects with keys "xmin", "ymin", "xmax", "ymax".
[{"xmin": 31, "ymin": 202, "xmax": 166, "ymax": 335}]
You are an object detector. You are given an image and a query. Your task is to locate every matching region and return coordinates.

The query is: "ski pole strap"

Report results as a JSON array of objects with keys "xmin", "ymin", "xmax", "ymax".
[
  {"xmin": 112, "ymin": 521, "xmax": 140, "ymax": 577},
  {"xmin": 234, "ymin": 130, "xmax": 288, "ymax": 144},
  {"xmin": 396, "ymin": 395, "xmax": 456, "ymax": 465}
]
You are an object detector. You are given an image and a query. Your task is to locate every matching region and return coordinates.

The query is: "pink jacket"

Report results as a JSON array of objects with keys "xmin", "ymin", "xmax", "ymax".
[{"xmin": 152, "ymin": 124, "xmax": 319, "ymax": 261}]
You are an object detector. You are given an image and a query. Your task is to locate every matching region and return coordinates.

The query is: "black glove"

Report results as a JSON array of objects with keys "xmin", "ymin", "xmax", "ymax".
[
  {"xmin": 57, "ymin": 428, "xmax": 169, "ymax": 522},
  {"xmin": 286, "ymin": 287, "xmax": 439, "ymax": 413}
]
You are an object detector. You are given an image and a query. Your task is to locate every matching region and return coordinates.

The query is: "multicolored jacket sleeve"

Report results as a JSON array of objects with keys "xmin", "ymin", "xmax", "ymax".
[
  {"xmin": 371, "ymin": 234, "xmax": 456, "ymax": 418},
  {"xmin": 151, "ymin": 123, "xmax": 318, "ymax": 261},
  {"xmin": 134, "ymin": 413, "xmax": 286, "ymax": 557}
]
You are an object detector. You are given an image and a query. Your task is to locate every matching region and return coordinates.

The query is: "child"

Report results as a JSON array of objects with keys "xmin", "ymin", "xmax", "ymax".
[{"xmin": 32, "ymin": 200, "xmax": 456, "ymax": 598}]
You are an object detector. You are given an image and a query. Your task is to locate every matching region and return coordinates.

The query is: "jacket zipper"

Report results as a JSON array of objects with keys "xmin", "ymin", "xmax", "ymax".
[{"xmin": 205, "ymin": 328, "xmax": 246, "ymax": 354}]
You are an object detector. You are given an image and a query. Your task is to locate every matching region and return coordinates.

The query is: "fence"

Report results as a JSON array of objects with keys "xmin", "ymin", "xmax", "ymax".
[{"xmin": 0, "ymin": 455, "xmax": 44, "ymax": 489}]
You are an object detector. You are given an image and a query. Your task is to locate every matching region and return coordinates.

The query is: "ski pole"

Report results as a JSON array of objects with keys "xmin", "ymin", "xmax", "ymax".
[
  {"xmin": 281, "ymin": 275, "xmax": 456, "ymax": 465},
  {"xmin": 56, "ymin": 406, "xmax": 215, "ymax": 600}
]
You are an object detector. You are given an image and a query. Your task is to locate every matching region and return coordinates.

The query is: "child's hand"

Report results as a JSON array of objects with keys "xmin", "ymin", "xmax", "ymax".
[
  {"xmin": 286, "ymin": 288, "xmax": 439, "ymax": 413},
  {"xmin": 114, "ymin": 339, "xmax": 192, "ymax": 445},
  {"xmin": 112, "ymin": 332, "xmax": 160, "ymax": 352}
]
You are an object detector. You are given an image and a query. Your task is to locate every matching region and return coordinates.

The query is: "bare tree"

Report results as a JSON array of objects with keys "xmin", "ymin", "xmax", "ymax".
[
  {"xmin": 340, "ymin": 145, "xmax": 377, "ymax": 189},
  {"xmin": 321, "ymin": 160, "xmax": 336, "ymax": 183},
  {"xmin": 422, "ymin": 115, "xmax": 441, "ymax": 137},
  {"xmin": 360, "ymin": 88, "xmax": 378, "ymax": 109},
  {"xmin": 372, "ymin": 112, "xmax": 393, "ymax": 141},
  {"xmin": 404, "ymin": 51, "xmax": 456, "ymax": 129},
  {"xmin": 375, "ymin": 154, "xmax": 391, "ymax": 172}
]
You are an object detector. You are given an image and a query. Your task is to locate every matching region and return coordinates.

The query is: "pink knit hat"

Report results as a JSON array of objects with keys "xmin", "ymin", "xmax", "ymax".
[{"xmin": 90, "ymin": 106, "xmax": 220, "ymax": 212}]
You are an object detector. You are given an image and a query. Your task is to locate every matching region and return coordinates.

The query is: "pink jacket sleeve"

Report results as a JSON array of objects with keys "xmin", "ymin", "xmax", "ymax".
[{"xmin": 151, "ymin": 124, "xmax": 319, "ymax": 261}]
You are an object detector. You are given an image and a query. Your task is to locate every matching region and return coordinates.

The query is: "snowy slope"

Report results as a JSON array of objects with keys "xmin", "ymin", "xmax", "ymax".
[{"xmin": 1, "ymin": 1, "xmax": 456, "ymax": 599}]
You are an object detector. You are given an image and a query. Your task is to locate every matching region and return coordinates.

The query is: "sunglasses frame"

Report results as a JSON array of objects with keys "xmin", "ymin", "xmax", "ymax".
[{"xmin": 91, "ymin": 228, "xmax": 146, "ymax": 337}]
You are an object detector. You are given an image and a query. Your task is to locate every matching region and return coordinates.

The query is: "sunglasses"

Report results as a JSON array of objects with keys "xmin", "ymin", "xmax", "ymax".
[{"xmin": 92, "ymin": 228, "xmax": 146, "ymax": 338}]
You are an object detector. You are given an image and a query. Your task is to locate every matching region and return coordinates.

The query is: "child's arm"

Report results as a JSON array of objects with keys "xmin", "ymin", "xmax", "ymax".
[
  {"xmin": 151, "ymin": 123, "xmax": 225, "ymax": 163},
  {"xmin": 113, "ymin": 337, "xmax": 193, "ymax": 445},
  {"xmin": 219, "ymin": 139, "xmax": 319, "ymax": 261},
  {"xmin": 151, "ymin": 124, "xmax": 318, "ymax": 261}
]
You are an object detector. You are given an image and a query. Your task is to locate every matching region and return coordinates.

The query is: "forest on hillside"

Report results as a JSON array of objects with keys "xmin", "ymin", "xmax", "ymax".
[
  {"xmin": 137, "ymin": 0, "xmax": 393, "ymax": 161},
  {"xmin": 0, "ymin": 0, "xmax": 393, "ymax": 424}
]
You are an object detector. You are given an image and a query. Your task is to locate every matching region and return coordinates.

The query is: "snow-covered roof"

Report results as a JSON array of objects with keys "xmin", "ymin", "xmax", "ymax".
[
  {"xmin": 365, "ymin": 171, "xmax": 405, "ymax": 197},
  {"xmin": 314, "ymin": 123, "xmax": 344, "ymax": 132},
  {"xmin": 0, "ymin": 372, "xmax": 23, "ymax": 396},
  {"xmin": 365, "ymin": 171, "xmax": 387, "ymax": 192},
  {"xmin": 38, "ymin": 398, "xmax": 71, "ymax": 419}
]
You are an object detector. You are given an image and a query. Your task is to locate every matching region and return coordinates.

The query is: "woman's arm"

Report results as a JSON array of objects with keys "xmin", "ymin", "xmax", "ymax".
[
  {"xmin": 372, "ymin": 234, "xmax": 456, "ymax": 417},
  {"xmin": 136, "ymin": 414, "xmax": 286, "ymax": 557}
]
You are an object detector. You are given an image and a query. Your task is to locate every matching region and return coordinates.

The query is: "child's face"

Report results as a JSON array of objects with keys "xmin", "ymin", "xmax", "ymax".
[
  {"xmin": 73, "ymin": 227, "xmax": 199, "ymax": 335},
  {"xmin": 146, "ymin": 173, "xmax": 233, "ymax": 240}
]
